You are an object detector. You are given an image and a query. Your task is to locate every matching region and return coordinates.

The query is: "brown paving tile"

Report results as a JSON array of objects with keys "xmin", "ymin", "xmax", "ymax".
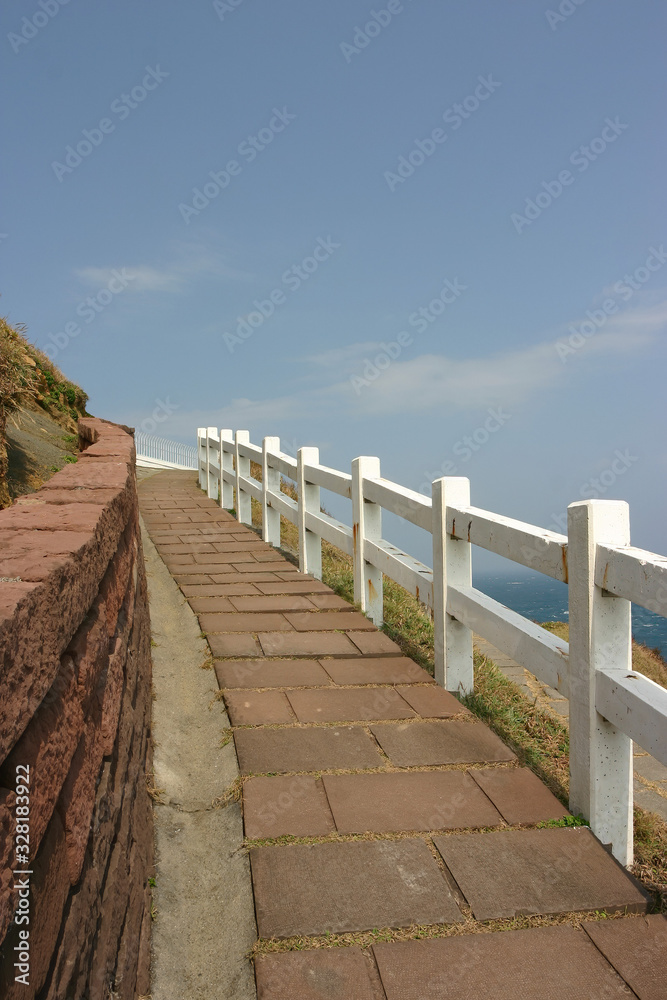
[
  {"xmin": 469, "ymin": 767, "xmax": 570, "ymax": 825},
  {"xmin": 234, "ymin": 726, "xmax": 382, "ymax": 774},
  {"xmin": 433, "ymin": 828, "xmax": 648, "ymax": 921},
  {"xmin": 371, "ymin": 721, "xmax": 516, "ymax": 766},
  {"xmin": 373, "ymin": 925, "xmax": 634, "ymax": 1000},
  {"xmin": 199, "ymin": 612, "xmax": 292, "ymax": 633},
  {"xmin": 195, "ymin": 550, "xmax": 257, "ymax": 564},
  {"xmin": 159, "ymin": 542, "xmax": 217, "ymax": 553},
  {"xmin": 210, "ymin": 571, "xmax": 281, "ymax": 583},
  {"xmin": 284, "ymin": 611, "xmax": 376, "ymax": 631},
  {"xmin": 255, "ymin": 948, "xmax": 377, "ymax": 1000},
  {"xmin": 582, "ymin": 914, "xmax": 667, "ymax": 1000},
  {"xmin": 228, "ymin": 595, "xmax": 315, "ymax": 612},
  {"xmin": 175, "ymin": 574, "xmax": 214, "ymax": 586},
  {"xmin": 396, "ymin": 684, "xmax": 470, "ymax": 718},
  {"xmin": 187, "ymin": 596, "xmax": 237, "ymax": 612},
  {"xmin": 320, "ymin": 657, "xmax": 435, "ymax": 686},
  {"xmin": 246, "ymin": 562, "xmax": 301, "ymax": 574},
  {"xmin": 243, "ymin": 775, "xmax": 335, "ymax": 839},
  {"xmin": 223, "ymin": 690, "xmax": 294, "ymax": 726},
  {"xmin": 215, "ymin": 659, "xmax": 332, "ymax": 689},
  {"xmin": 256, "ymin": 580, "xmax": 331, "ymax": 595},
  {"xmin": 348, "ymin": 631, "xmax": 404, "ymax": 656},
  {"xmin": 250, "ymin": 839, "xmax": 462, "ymax": 937},
  {"xmin": 179, "ymin": 583, "xmax": 235, "ymax": 597},
  {"xmin": 285, "ymin": 687, "xmax": 416, "ymax": 723},
  {"xmin": 307, "ymin": 593, "xmax": 351, "ymax": 609},
  {"xmin": 207, "ymin": 633, "xmax": 263, "ymax": 657},
  {"xmin": 258, "ymin": 632, "xmax": 360, "ymax": 658},
  {"xmin": 161, "ymin": 554, "xmax": 196, "ymax": 567},
  {"xmin": 275, "ymin": 569, "xmax": 311, "ymax": 579},
  {"xmin": 213, "ymin": 540, "xmax": 268, "ymax": 552},
  {"xmin": 176, "ymin": 562, "xmax": 236, "ymax": 576},
  {"xmin": 252, "ymin": 549, "xmax": 293, "ymax": 562},
  {"xmin": 189, "ymin": 583, "xmax": 261, "ymax": 598},
  {"xmin": 323, "ymin": 771, "xmax": 502, "ymax": 834}
]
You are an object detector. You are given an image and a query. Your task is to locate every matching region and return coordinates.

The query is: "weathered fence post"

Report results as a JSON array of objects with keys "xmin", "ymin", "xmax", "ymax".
[
  {"xmin": 197, "ymin": 427, "xmax": 206, "ymax": 489},
  {"xmin": 568, "ymin": 499, "xmax": 633, "ymax": 865},
  {"xmin": 220, "ymin": 429, "xmax": 234, "ymax": 509},
  {"xmin": 263, "ymin": 436, "xmax": 281, "ymax": 547},
  {"xmin": 297, "ymin": 446, "xmax": 322, "ymax": 579},
  {"xmin": 235, "ymin": 429, "xmax": 251, "ymax": 525},
  {"xmin": 432, "ymin": 477, "xmax": 473, "ymax": 693},
  {"xmin": 206, "ymin": 426, "xmax": 219, "ymax": 500},
  {"xmin": 351, "ymin": 456, "xmax": 383, "ymax": 625}
]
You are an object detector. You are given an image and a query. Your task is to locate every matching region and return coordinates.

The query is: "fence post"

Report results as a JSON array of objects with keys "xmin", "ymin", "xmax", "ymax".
[
  {"xmin": 568, "ymin": 499, "xmax": 633, "ymax": 866},
  {"xmin": 220, "ymin": 429, "xmax": 234, "ymax": 509},
  {"xmin": 206, "ymin": 427, "xmax": 219, "ymax": 500},
  {"xmin": 235, "ymin": 430, "xmax": 251, "ymax": 525},
  {"xmin": 351, "ymin": 456, "xmax": 383, "ymax": 625},
  {"xmin": 197, "ymin": 427, "xmax": 206, "ymax": 489},
  {"xmin": 432, "ymin": 477, "xmax": 473, "ymax": 694},
  {"xmin": 297, "ymin": 447, "xmax": 322, "ymax": 579},
  {"xmin": 263, "ymin": 436, "xmax": 281, "ymax": 547}
]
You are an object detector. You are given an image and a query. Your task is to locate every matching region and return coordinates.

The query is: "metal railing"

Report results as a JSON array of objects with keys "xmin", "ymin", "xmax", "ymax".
[
  {"xmin": 135, "ymin": 433, "xmax": 197, "ymax": 470},
  {"xmin": 197, "ymin": 426, "xmax": 667, "ymax": 866}
]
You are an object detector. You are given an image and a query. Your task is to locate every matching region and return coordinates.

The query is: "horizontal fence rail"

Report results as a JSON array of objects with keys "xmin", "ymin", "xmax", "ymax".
[
  {"xmin": 196, "ymin": 427, "xmax": 667, "ymax": 868},
  {"xmin": 135, "ymin": 432, "xmax": 197, "ymax": 470}
]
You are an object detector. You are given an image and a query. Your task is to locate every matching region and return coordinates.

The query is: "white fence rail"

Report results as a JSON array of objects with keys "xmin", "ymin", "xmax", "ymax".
[
  {"xmin": 135, "ymin": 433, "xmax": 197, "ymax": 470},
  {"xmin": 197, "ymin": 427, "xmax": 667, "ymax": 867}
]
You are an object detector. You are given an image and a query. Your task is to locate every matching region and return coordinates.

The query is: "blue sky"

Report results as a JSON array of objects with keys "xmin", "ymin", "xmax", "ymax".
[{"xmin": 2, "ymin": 0, "xmax": 666, "ymax": 569}]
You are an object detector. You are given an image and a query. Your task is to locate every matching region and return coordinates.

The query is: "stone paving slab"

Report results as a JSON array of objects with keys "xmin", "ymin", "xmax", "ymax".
[
  {"xmin": 396, "ymin": 684, "xmax": 470, "ymax": 718},
  {"xmin": 250, "ymin": 839, "xmax": 463, "ymax": 937},
  {"xmin": 433, "ymin": 827, "xmax": 648, "ymax": 921},
  {"xmin": 215, "ymin": 659, "xmax": 332, "ymax": 689},
  {"xmin": 255, "ymin": 580, "xmax": 331, "ymax": 595},
  {"xmin": 371, "ymin": 721, "xmax": 516, "ymax": 766},
  {"xmin": 180, "ymin": 582, "xmax": 260, "ymax": 597},
  {"xmin": 208, "ymin": 633, "xmax": 263, "ymax": 657},
  {"xmin": 469, "ymin": 766, "xmax": 570, "ymax": 825},
  {"xmin": 284, "ymin": 611, "xmax": 376, "ymax": 631},
  {"xmin": 322, "ymin": 771, "xmax": 502, "ymax": 834},
  {"xmin": 582, "ymin": 914, "xmax": 667, "ymax": 1000},
  {"xmin": 307, "ymin": 593, "xmax": 351, "ymax": 609},
  {"xmin": 227, "ymin": 595, "xmax": 316, "ymax": 612},
  {"xmin": 234, "ymin": 726, "xmax": 383, "ymax": 774},
  {"xmin": 223, "ymin": 690, "xmax": 295, "ymax": 726},
  {"xmin": 285, "ymin": 687, "xmax": 417, "ymax": 723},
  {"xmin": 258, "ymin": 631, "xmax": 362, "ymax": 657},
  {"xmin": 200, "ymin": 612, "xmax": 294, "ymax": 633},
  {"xmin": 188, "ymin": 596, "xmax": 239, "ymax": 612},
  {"xmin": 254, "ymin": 947, "xmax": 378, "ymax": 1000},
  {"xmin": 373, "ymin": 924, "xmax": 635, "ymax": 1000},
  {"xmin": 347, "ymin": 631, "xmax": 404, "ymax": 656},
  {"xmin": 243, "ymin": 775, "xmax": 335, "ymax": 840},
  {"xmin": 320, "ymin": 656, "xmax": 435, "ymax": 686}
]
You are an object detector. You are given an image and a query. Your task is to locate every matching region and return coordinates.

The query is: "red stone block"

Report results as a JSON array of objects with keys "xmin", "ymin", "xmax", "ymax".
[
  {"xmin": 0, "ymin": 657, "xmax": 83, "ymax": 860},
  {"xmin": 56, "ymin": 721, "xmax": 105, "ymax": 883},
  {"xmin": 0, "ymin": 788, "xmax": 16, "ymax": 943}
]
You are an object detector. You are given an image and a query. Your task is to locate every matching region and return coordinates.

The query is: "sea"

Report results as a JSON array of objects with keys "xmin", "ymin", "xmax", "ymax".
[{"xmin": 474, "ymin": 570, "xmax": 667, "ymax": 659}]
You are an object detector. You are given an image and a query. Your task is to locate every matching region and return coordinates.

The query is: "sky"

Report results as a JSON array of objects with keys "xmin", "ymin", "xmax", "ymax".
[{"xmin": 1, "ymin": 0, "xmax": 666, "ymax": 572}]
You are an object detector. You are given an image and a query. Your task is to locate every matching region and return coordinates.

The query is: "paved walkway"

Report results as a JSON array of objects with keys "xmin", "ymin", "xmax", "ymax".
[
  {"xmin": 474, "ymin": 636, "xmax": 667, "ymax": 822},
  {"xmin": 139, "ymin": 470, "xmax": 665, "ymax": 1000}
]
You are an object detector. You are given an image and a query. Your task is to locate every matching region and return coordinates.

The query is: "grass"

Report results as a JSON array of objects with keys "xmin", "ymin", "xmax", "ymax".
[{"xmin": 237, "ymin": 466, "xmax": 667, "ymax": 909}]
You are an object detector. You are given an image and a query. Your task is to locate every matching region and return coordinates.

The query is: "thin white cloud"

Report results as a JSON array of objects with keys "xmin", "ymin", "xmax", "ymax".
[{"xmin": 75, "ymin": 246, "xmax": 254, "ymax": 293}]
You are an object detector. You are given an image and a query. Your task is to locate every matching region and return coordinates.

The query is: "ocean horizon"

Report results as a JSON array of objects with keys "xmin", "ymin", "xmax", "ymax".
[{"xmin": 474, "ymin": 570, "xmax": 667, "ymax": 660}]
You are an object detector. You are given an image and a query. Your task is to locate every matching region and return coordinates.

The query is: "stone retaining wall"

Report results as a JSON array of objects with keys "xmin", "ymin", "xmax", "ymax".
[{"xmin": 0, "ymin": 418, "xmax": 153, "ymax": 999}]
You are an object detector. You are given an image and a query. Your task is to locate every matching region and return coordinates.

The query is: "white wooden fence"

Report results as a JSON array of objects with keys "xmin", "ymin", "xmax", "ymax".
[
  {"xmin": 197, "ymin": 426, "xmax": 667, "ymax": 867},
  {"xmin": 135, "ymin": 432, "xmax": 197, "ymax": 470}
]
